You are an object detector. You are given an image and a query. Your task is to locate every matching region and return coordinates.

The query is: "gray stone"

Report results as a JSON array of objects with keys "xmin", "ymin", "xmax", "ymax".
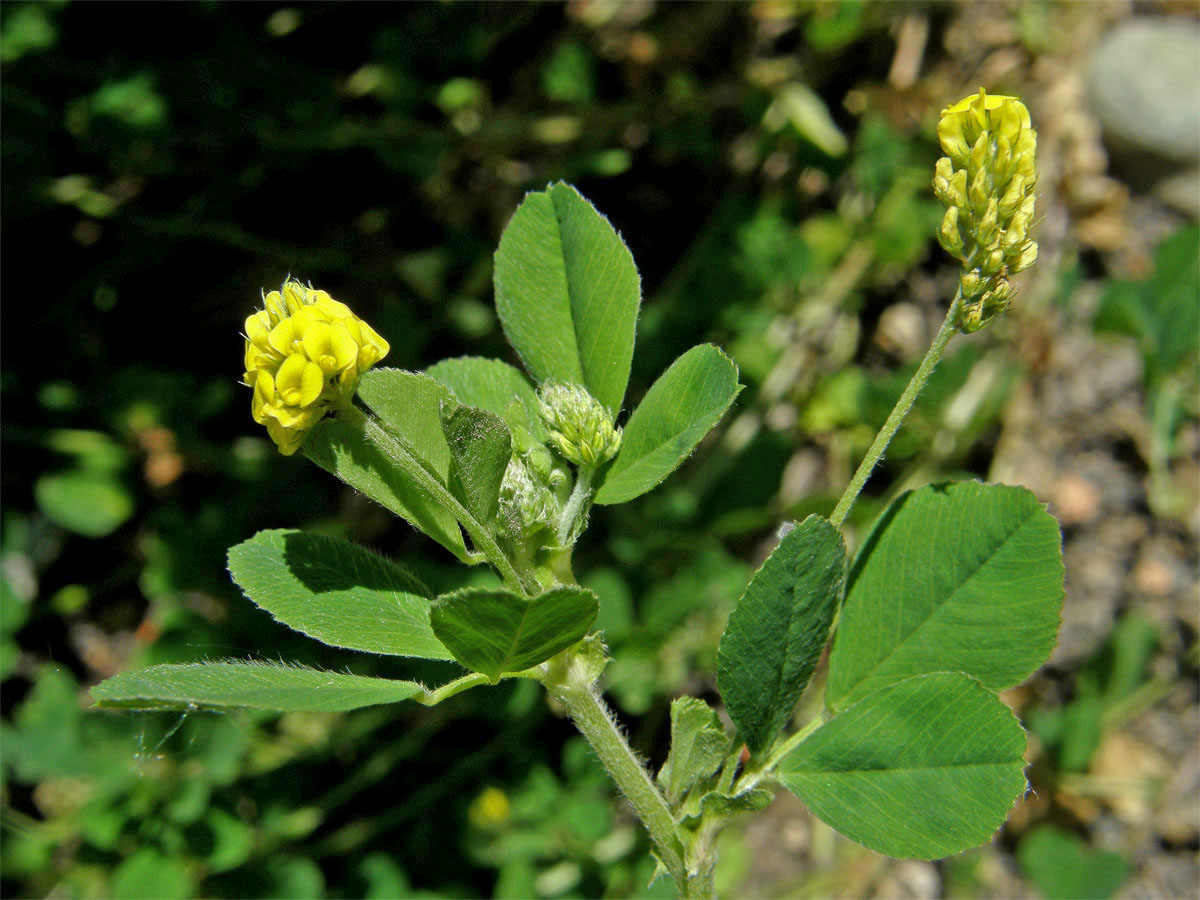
[
  {"xmin": 1151, "ymin": 166, "xmax": 1200, "ymax": 219},
  {"xmin": 1088, "ymin": 17, "xmax": 1200, "ymax": 165}
]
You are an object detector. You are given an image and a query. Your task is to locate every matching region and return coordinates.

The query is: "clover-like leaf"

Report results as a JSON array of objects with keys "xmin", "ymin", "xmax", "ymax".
[
  {"xmin": 227, "ymin": 529, "xmax": 452, "ymax": 660},
  {"xmin": 826, "ymin": 482, "xmax": 1063, "ymax": 712},
  {"xmin": 494, "ymin": 182, "xmax": 641, "ymax": 415},
  {"xmin": 430, "ymin": 585, "xmax": 598, "ymax": 680},
  {"xmin": 595, "ymin": 344, "xmax": 741, "ymax": 505},
  {"xmin": 91, "ymin": 662, "xmax": 423, "ymax": 712},
  {"xmin": 778, "ymin": 672, "xmax": 1028, "ymax": 859}
]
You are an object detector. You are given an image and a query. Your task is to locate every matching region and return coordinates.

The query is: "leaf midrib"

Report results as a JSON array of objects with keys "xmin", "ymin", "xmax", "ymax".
[
  {"xmin": 783, "ymin": 758, "xmax": 1024, "ymax": 775},
  {"xmin": 835, "ymin": 507, "xmax": 1037, "ymax": 703}
]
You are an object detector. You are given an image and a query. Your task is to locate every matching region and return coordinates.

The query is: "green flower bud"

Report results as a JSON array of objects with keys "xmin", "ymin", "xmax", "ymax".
[
  {"xmin": 997, "ymin": 173, "xmax": 1027, "ymax": 221},
  {"xmin": 982, "ymin": 247, "xmax": 1006, "ymax": 277},
  {"xmin": 962, "ymin": 279, "xmax": 1015, "ymax": 333},
  {"xmin": 976, "ymin": 197, "xmax": 1000, "ymax": 250},
  {"xmin": 498, "ymin": 456, "xmax": 559, "ymax": 542},
  {"xmin": 960, "ymin": 269, "xmax": 986, "ymax": 299},
  {"xmin": 968, "ymin": 165, "xmax": 991, "ymax": 215},
  {"xmin": 537, "ymin": 381, "xmax": 623, "ymax": 468}
]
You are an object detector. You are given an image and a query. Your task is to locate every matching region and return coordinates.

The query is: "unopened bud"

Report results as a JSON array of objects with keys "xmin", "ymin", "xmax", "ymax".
[
  {"xmin": 498, "ymin": 457, "xmax": 559, "ymax": 541},
  {"xmin": 538, "ymin": 382, "xmax": 622, "ymax": 468},
  {"xmin": 938, "ymin": 206, "xmax": 964, "ymax": 258}
]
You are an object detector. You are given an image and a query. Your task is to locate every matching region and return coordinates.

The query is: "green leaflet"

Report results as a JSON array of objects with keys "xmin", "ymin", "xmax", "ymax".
[
  {"xmin": 308, "ymin": 368, "xmax": 472, "ymax": 560},
  {"xmin": 305, "ymin": 416, "xmax": 468, "ymax": 561},
  {"xmin": 227, "ymin": 529, "xmax": 452, "ymax": 660},
  {"xmin": 717, "ymin": 515, "xmax": 846, "ymax": 755},
  {"xmin": 778, "ymin": 672, "xmax": 1028, "ymax": 859},
  {"xmin": 441, "ymin": 403, "xmax": 512, "ymax": 528},
  {"xmin": 91, "ymin": 662, "xmax": 423, "ymax": 712},
  {"xmin": 425, "ymin": 356, "xmax": 547, "ymax": 443},
  {"xmin": 826, "ymin": 482, "xmax": 1063, "ymax": 711},
  {"xmin": 494, "ymin": 182, "xmax": 641, "ymax": 415},
  {"xmin": 1017, "ymin": 826, "xmax": 1129, "ymax": 900},
  {"xmin": 356, "ymin": 368, "xmax": 457, "ymax": 482},
  {"xmin": 595, "ymin": 344, "xmax": 742, "ymax": 505},
  {"xmin": 657, "ymin": 697, "xmax": 730, "ymax": 806},
  {"xmin": 430, "ymin": 585, "xmax": 598, "ymax": 680}
]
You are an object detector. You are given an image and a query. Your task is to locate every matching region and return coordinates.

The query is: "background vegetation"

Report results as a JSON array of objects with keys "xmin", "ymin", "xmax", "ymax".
[{"xmin": 2, "ymin": 2, "xmax": 1196, "ymax": 898}]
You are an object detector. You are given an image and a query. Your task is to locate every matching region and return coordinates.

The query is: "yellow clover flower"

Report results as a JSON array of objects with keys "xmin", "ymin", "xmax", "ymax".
[
  {"xmin": 933, "ymin": 89, "xmax": 1038, "ymax": 332},
  {"xmin": 242, "ymin": 279, "xmax": 389, "ymax": 454}
]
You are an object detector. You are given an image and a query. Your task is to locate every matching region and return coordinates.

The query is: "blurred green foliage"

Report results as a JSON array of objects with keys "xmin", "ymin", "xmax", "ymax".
[
  {"xmin": 1017, "ymin": 825, "xmax": 1128, "ymax": 900},
  {"xmin": 1094, "ymin": 225, "xmax": 1200, "ymax": 517},
  {"xmin": 1029, "ymin": 613, "xmax": 1161, "ymax": 774},
  {"xmin": 1, "ymin": 1, "xmax": 1187, "ymax": 898}
]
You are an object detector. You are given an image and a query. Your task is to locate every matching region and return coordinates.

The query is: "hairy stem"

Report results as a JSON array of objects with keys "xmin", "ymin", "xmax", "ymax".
[
  {"xmin": 829, "ymin": 292, "xmax": 963, "ymax": 528},
  {"xmin": 415, "ymin": 670, "xmax": 541, "ymax": 706},
  {"xmin": 556, "ymin": 466, "xmax": 595, "ymax": 546},
  {"xmin": 546, "ymin": 679, "xmax": 691, "ymax": 893},
  {"xmin": 344, "ymin": 410, "xmax": 528, "ymax": 594}
]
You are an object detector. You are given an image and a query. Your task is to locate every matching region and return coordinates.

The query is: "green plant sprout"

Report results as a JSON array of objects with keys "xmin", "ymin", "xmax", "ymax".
[{"xmin": 93, "ymin": 90, "xmax": 1064, "ymax": 899}]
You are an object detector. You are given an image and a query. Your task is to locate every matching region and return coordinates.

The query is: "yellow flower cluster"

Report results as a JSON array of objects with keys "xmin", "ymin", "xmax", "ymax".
[
  {"xmin": 934, "ymin": 89, "xmax": 1038, "ymax": 332},
  {"xmin": 243, "ymin": 279, "xmax": 389, "ymax": 454}
]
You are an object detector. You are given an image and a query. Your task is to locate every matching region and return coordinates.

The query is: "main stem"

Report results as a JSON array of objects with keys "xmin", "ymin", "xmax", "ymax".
[
  {"xmin": 547, "ymin": 681, "xmax": 691, "ymax": 893},
  {"xmin": 829, "ymin": 292, "xmax": 963, "ymax": 528}
]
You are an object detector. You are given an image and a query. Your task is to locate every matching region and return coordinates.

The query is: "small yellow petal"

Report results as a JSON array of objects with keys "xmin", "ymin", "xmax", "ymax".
[
  {"xmin": 275, "ymin": 353, "xmax": 310, "ymax": 403},
  {"xmin": 300, "ymin": 360, "xmax": 325, "ymax": 406},
  {"xmin": 282, "ymin": 281, "xmax": 308, "ymax": 315},
  {"xmin": 263, "ymin": 290, "xmax": 288, "ymax": 324},
  {"xmin": 268, "ymin": 318, "xmax": 298, "ymax": 356},
  {"xmin": 361, "ymin": 321, "xmax": 389, "ymax": 357},
  {"xmin": 312, "ymin": 292, "xmax": 352, "ymax": 320},
  {"xmin": 252, "ymin": 370, "xmax": 276, "ymax": 424},
  {"xmin": 329, "ymin": 321, "xmax": 360, "ymax": 372},
  {"xmin": 265, "ymin": 417, "xmax": 305, "ymax": 455},
  {"xmin": 246, "ymin": 310, "xmax": 273, "ymax": 349},
  {"xmin": 302, "ymin": 320, "xmax": 340, "ymax": 373}
]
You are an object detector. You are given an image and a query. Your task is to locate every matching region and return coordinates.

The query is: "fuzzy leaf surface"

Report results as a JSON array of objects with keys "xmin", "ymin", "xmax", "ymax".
[
  {"xmin": 441, "ymin": 404, "xmax": 512, "ymax": 527},
  {"xmin": 493, "ymin": 182, "xmax": 641, "ymax": 414},
  {"xmin": 594, "ymin": 344, "xmax": 741, "ymax": 505},
  {"xmin": 717, "ymin": 515, "xmax": 846, "ymax": 755},
  {"xmin": 430, "ymin": 585, "xmax": 598, "ymax": 679},
  {"xmin": 425, "ymin": 356, "xmax": 547, "ymax": 442},
  {"xmin": 778, "ymin": 673, "xmax": 1028, "ymax": 859},
  {"xmin": 356, "ymin": 368, "xmax": 457, "ymax": 481},
  {"xmin": 305, "ymin": 416, "xmax": 468, "ymax": 561},
  {"xmin": 826, "ymin": 482, "xmax": 1063, "ymax": 712},
  {"xmin": 227, "ymin": 529, "xmax": 452, "ymax": 660},
  {"xmin": 658, "ymin": 697, "xmax": 730, "ymax": 806},
  {"xmin": 91, "ymin": 662, "xmax": 423, "ymax": 712}
]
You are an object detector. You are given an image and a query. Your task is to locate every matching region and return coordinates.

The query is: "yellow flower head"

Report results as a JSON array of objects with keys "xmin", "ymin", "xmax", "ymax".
[
  {"xmin": 242, "ymin": 279, "xmax": 389, "ymax": 454},
  {"xmin": 933, "ymin": 89, "xmax": 1038, "ymax": 332}
]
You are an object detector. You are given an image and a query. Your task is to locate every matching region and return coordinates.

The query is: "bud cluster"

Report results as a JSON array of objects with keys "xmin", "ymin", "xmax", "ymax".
[
  {"xmin": 934, "ymin": 89, "xmax": 1039, "ymax": 332},
  {"xmin": 498, "ymin": 454, "xmax": 562, "ymax": 544},
  {"xmin": 537, "ymin": 382, "xmax": 623, "ymax": 468},
  {"xmin": 243, "ymin": 279, "xmax": 389, "ymax": 454}
]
